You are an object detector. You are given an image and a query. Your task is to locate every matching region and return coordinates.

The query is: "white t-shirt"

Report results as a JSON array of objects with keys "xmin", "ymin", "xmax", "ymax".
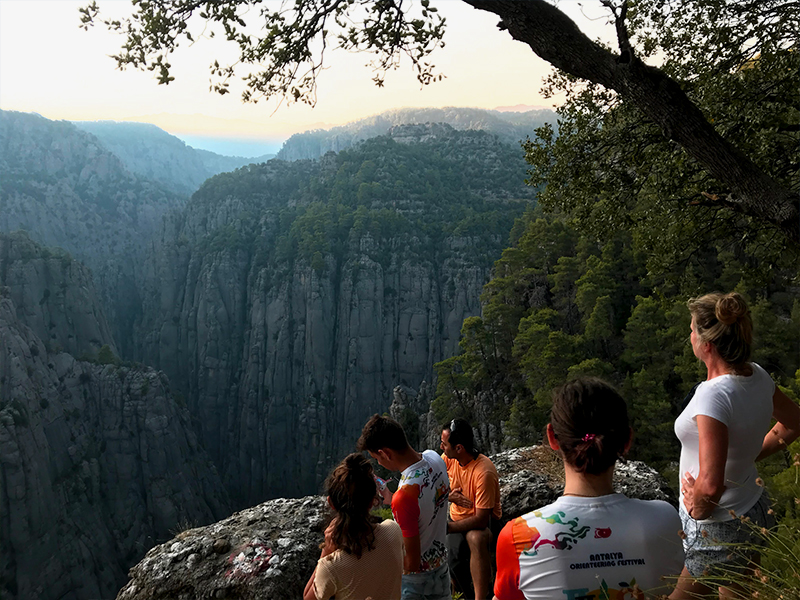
[
  {"xmin": 494, "ymin": 494, "xmax": 684, "ymax": 600},
  {"xmin": 674, "ymin": 362, "xmax": 774, "ymax": 522},
  {"xmin": 391, "ymin": 450, "xmax": 450, "ymax": 572}
]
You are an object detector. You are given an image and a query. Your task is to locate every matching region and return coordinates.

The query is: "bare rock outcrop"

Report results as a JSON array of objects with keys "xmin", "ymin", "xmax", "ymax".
[
  {"xmin": 116, "ymin": 447, "xmax": 674, "ymax": 600},
  {"xmin": 0, "ymin": 110, "xmax": 186, "ymax": 354},
  {"xmin": 133, "ymin": 132, "xmax": 535, "ymax": 507}
]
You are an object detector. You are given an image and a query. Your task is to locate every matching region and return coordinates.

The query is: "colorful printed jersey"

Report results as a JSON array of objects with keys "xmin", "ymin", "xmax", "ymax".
[
  {"xmin": 494, "ymin": 494, "xmax": 684, "ymax": 600},
  {"xmin": 442, "ymin": 453, "xmax": 502, "ymax": 521},
  {"xmin": 392, "ymin": 450, "xmax": 450, "ymax": 572}
]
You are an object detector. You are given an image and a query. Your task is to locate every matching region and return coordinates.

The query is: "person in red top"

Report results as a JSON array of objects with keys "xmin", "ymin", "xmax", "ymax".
[
  {"xmin": 441, "ymin": 418, "xmax": 502, "ymax": 600},
  {"xmin": 359, "ymin": 414, "xmax": 451, "ymax": 600}
]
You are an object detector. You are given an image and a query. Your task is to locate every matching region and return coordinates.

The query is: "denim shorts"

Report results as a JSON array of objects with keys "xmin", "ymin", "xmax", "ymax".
[
  {"xmin": 679, "ymin": 489, "xmax": 774, "ymax": 578},
  {"xmin": 401, "ymin": 563, "xmax": 451, "ymax": 600}
]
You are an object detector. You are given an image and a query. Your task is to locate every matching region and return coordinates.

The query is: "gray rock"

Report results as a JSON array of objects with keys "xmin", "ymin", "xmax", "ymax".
[
  {"xmin": 116, "ymin": 447, "xmax": 674, "ymax": 600},
  {"xmin": 117, "ymin": 496, "xmax": 327, "ymax": 600},
  {"xmin": 0, "ymin": 295, "xmax": 230, "ymax": 600},
  {"xmin": 0, "ymin": 231, "xmax": 116, "ymax": 357},
  {"xmin": 132, "ymin": 137, "xmax": 534, "ymax": 508},
  {"xmin": 0, "ymin": 110, "xmax": 187, "ymax": 355}
]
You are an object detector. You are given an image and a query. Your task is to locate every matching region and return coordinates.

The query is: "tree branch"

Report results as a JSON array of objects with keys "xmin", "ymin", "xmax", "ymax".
[{"xmin": 463, "ymin": 0, "xmax": 798, "ymax": 245}]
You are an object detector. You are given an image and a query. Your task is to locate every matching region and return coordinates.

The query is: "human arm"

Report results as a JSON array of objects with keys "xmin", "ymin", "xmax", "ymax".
[
  {"xmin": 303, "ymin": 568, "xmax": 320, "ymax": 600},
  {"xmin": 493, "ymin": 520, "xmax": 526, "ymax": 600},
  {"xmin": 391, "ymin": 484, "xmax": 422, "ymax": 571},
  {"xmin": 303, "ymin": 520, "xmax": 338, "ymax": 600},
  {"xmin": 402, "ymin": 534, "xmax": 422, "ymax": 574},
  {"xmin": 757, "ymin": 387, "xmax": 800, "ymax": 461},
  {"xmin": 375, "ymin": 476, "xmax": 393, "ymax": 505},
  {"xmin": 682, "ymin": 415, "xmax": 727, "ymax": 520},
  {"xmin": 447, "ymin": 507, "xmax": 491, "ymax": 533}
]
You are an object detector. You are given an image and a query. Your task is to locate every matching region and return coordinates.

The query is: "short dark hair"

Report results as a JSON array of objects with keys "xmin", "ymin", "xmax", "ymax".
[
  {"xmin": 358, "ymin": 414, "xmax": 409, "ymax": 453},
  {"xmin": 442, "ymin": 417, "xmax": 478, "ymax": 456},
  {"xmin": 550, "ymin": 378, "xmax": 630, "ymax": 476}
]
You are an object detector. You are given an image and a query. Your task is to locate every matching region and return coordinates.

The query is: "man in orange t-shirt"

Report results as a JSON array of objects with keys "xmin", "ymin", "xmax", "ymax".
[{"xmin": 441, "ymin": 418, "xmax": 501, "ymax": 600}]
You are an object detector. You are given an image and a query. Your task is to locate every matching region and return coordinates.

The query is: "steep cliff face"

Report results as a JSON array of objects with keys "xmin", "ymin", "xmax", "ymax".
[
  {"xmin": 276, "ymin": 106, "xmax": 557, "ymax": 161},
  {"xmin": 0, "ymin": 110, "xmax": 186, "ymax": 354},
  {"xmin": 0, "ymin": 293, "xmax": 231, "ymax": 600},
  {"xmin": 0, "ymin": 231, "xmax": 116, "ymax": 358},
  {"xmin": 135, "ymin": 127, "xmax": 535, "ymax": 505}
]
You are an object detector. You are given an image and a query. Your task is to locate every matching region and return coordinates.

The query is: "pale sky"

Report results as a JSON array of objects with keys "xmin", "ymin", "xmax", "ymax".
[{"xmin": 0, "ymin": 0, "xmax": 615, "ymax": 155}]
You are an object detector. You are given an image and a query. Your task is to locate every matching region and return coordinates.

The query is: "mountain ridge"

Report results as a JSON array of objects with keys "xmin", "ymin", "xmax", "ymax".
[{"xmin": 276, "ymin": 106, "xmax": 557, "ymax": 161}]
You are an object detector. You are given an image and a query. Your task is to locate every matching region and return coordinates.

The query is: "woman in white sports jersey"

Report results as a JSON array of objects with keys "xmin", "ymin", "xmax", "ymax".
[
  {"xmin": 494, "ymin": 378, "xmax": 684, "ymax": 600},
  {"xmin": 670, "ymin": 292, "xmax": 800, "ymax": 598}
]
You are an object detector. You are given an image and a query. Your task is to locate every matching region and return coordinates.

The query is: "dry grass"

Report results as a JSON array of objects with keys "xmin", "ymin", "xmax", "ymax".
[{"xmin": 516, "ymin": 446, "xmax": 565, "ymax": 486}]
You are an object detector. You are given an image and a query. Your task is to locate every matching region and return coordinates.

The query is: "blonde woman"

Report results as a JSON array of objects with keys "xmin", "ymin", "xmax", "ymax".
[{"xmin": 671, "ymin": 292, "xmax": 800, "ymax": 598}]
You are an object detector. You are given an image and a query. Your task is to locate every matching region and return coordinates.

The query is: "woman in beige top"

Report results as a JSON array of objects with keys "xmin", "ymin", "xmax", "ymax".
[{"xmin": 303, "ymin": 453, "xmax": 404, "ymax": 600}]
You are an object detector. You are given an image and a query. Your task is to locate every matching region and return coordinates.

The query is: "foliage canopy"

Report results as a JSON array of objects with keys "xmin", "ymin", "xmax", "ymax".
[{"xmin": 82, "ymin": 0, "xmax": 799, "ymax": 244}]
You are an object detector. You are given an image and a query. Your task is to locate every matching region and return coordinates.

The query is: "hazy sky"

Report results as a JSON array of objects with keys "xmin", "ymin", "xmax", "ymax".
[{"xmin": 0, "ymin": 0, "xmax": 613, "ymax": 155}]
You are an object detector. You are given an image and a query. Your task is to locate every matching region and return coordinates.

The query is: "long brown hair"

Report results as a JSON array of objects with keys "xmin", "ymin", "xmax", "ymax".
[
  {"xmin": 688, "ymin": 291, "xmax": 753, "ymax": 375},
  {"xmin": 550, "ymin": 378, "xmax": 630, "ymax": 475},
  {"xmin": 325, "ymin": 453, "xmax": 377, "ymax": 558}
]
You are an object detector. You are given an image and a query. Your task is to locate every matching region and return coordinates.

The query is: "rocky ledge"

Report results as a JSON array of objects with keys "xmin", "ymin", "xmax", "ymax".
[{"xmin": 118, "ymin": 446, "xmax": 675, "ymax": 600}]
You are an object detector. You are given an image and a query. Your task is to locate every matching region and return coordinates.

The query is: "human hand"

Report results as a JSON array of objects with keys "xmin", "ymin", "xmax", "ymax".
[
  {"xmin": 449, "ymin": 487, "xmax": 473, "ymax": 509},
  {"xmin": 375, "ymin": 475, "xmax": 393, "ymax": 505},
  {"xmin": 681, "ymin": 472, "xmax": 696, "ymax": 517}
]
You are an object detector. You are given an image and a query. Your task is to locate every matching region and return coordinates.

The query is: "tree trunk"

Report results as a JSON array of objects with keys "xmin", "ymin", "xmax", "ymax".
[{"xmin": 463, "ymin": 0, "xmax": 799, "ymax": 245}]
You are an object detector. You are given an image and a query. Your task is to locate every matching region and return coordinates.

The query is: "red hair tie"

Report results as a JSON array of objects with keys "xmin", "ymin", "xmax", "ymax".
[{"xmin": 582, "ymin": 434, "xmax": 596, "ymax": 442}]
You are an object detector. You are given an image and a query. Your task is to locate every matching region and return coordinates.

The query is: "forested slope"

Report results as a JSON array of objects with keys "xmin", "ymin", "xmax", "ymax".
[
  {"xmin": 133, "ymin": 124, "xmax": 536, "ymax": 506},
  {"xmin": 433, "ymin": 211, "xmax": 800, "ymax": 469}
]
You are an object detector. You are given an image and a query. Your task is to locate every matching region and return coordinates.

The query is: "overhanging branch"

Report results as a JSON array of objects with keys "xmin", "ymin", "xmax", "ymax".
[{"xmin": 463, "ymin": 0, "xmax": 798, "ymax": 245}]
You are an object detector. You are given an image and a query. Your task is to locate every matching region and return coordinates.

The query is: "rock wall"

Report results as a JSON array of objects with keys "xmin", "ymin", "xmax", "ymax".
[
  {"xmin": 0, "ymin": 295, "xmax": 231, "ymax": 600},
  {"xmin": 134, "ymin": 129, "xmax": 534, "ymax": 507},
  {"xmin": 0, "ymin": 110, "xmax": 186, "ymax": 354},
  {"xmin": 137, "ymin": 226, "xmax": 492, "ymax": 505},
  {"xmin": 0, "ymin": 231, "xmax": 116, "ymax": 358}
]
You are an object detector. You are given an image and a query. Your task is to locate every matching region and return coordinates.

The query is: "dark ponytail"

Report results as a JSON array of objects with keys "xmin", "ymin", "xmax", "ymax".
[
  {"xmin": 550, "ymin": 378, "xmax": 630, "ymax": 475},
  {"xmin": 325, "ymin": 453, "xmax": 377, "ymax": 558}
]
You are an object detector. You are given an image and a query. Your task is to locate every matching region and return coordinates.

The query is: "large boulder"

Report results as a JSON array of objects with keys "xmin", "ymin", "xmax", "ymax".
[{"xmin": 117, "ymin": 447, "xmax": 675, "ymax": 600}]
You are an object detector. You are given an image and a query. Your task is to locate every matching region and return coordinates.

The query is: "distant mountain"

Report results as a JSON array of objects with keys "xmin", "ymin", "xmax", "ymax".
[
  {"xmin": 0, "ymin": 110, "xmax": 186, "ymax": 353},
  {"xmin": 275, "ymin": 106, "xmax": 557, "ymax": 161},
  {"xmin": 72, "ymin": 120, "xmax": 275, "ymax": 194}
]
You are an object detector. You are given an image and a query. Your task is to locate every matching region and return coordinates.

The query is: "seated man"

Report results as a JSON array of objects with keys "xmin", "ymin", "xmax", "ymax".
[
  {"xmin": 441, "ymin": 418, "xmax": 502, "ymax": 600},
  {"xmin": 359, "ymin": 414, "xmax": 452, "ymax": 600}
]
